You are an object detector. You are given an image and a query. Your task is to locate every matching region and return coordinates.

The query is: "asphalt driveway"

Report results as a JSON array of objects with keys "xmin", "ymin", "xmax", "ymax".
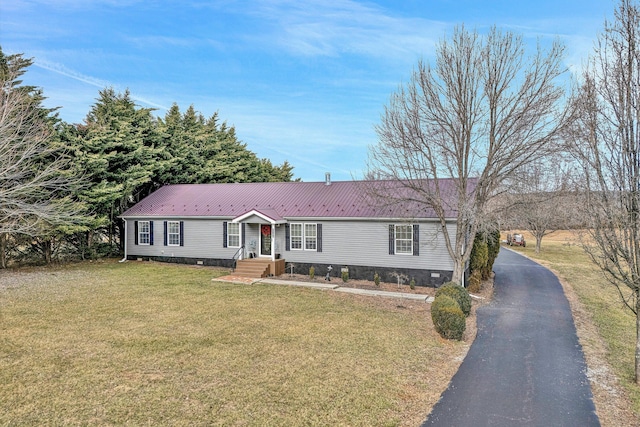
[{"xmin": 422, "ymin": 248, "xmax": 600, "ymax": 426}]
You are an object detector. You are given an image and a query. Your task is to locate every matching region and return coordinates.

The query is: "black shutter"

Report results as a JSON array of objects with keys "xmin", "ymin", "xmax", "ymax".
[
  {"xmin": 149, "ymin": 221, "xmax": 154, "ymax": 245},
  {"xmin": 223, "ymin": 222, "xmax": 228, "ymax": 248},
  {"xmin": 413, "ymin": 224, "xmax": 419, "ymax": 256},
  {"xmin": 179, "ymin": 221, "xmax": 184, "ymax": 246},
  {"xmin": 389, "ymin": 224, "xmax": 395, "ymax": 255},
  {"xmin": 285, "ymin": 223, "xmax": 290, "ymax": 251},
  {"xmin": 241, "ymin": 223, "xmax": 246, "ymax": 247},
  {"xmin": 317, "ymin": 224, "xmax": 322, "ymax": 253},
  {"xmin": 134, "ymin": 221, "xmax": 139, "ymax": 245},
  {"xmin": 163, "ymin": 221, "xmax": 168, "ymax": 246}
]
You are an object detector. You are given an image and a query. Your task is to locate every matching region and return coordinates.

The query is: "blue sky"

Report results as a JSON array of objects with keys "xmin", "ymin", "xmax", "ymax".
[{"xmin": 2, "ymin": 0, "xmax": 614, "ymax": 181}]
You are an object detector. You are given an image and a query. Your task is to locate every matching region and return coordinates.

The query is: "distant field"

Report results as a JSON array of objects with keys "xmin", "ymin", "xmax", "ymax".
[
  {"xmin": 0, "ymin": 260, "xmax": 470, "ymax": 426},
  {"xmin": 504, "ymin": 230, "xmax": 640, "ymax": 425}
]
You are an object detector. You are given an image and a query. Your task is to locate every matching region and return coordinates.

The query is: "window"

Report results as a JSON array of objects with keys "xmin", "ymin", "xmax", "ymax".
[
  {"xmin": 289, "ymin": 223, "xmax": 317, "ymax": 251},
  {"xmin": 290, "ymin": 223, "xmax": 303, "ymax": 250},
  {"xmin": 227, "ymin": 222, "xmax": 240, "ymax": 248},
  {"xmin": 138, "ymin": 221, "xmax": 150, "ymax": 245},
  {"xmin": 167, "ymin": 221, "xmax": 180, "ymax": 246},
  {"xmin": 304, "ymin": 223, "xmax": 317, "ymax": 250},
  {"xmin": 395, "ymin": 224, "xmax": 413, "ymax": 255}
]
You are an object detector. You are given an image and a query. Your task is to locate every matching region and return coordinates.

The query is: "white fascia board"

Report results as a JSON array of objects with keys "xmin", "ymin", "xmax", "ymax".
[
  {"xmin": 120, "ymin": 215, "xmax": 454, "ymax": 223},
  {"xmin": 232, "ymin": 210, "xmax": 286, "ymax": 224},
  {"xmin": 282, "ymin": 216, "xmax": 454, "ymax": 222}
]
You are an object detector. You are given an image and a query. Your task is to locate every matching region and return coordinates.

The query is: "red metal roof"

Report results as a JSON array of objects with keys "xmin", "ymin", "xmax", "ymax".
[{"xmin": 121, "ymin": 179, "xmax": 469, "ymax": 219}]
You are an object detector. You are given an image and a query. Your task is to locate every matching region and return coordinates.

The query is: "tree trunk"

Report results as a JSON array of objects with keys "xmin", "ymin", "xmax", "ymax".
[
  {"xmin": 536, "ymin": 235, "xmax": 542, "ymax": 254},
  {"xmin": 452, "ymin": 258, "xmax": 465, "ymax": 286},
  {"xmin": 41, "ymin": 240, "xmax": 52, "ymax": 265},
  {"xmin": 86, "ymin": 230, "xmax": 94, "ymax": 260},
  {"xmin": 0, "ymin": 233, "xmax": 6, "ymax": 269}
]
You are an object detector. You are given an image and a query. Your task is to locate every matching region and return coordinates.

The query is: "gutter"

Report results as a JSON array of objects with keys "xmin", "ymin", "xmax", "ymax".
[{"xmin": 119, "ymin": 218, "xmax": 128, "ymax": 263}]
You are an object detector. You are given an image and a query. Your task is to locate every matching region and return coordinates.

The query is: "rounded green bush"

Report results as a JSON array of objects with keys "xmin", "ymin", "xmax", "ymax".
[
  {"xmin": 435, "ymin": 282, "xmax": 472, "ymax": 317},
  {"xmin": 431, "ymin": 294, "xmax": 466, "ymax": 340}
]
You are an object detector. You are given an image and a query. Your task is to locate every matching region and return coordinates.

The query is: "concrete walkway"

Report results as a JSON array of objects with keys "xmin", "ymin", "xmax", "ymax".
[{"xmin": 214, "ymin": 275, "xmax": 434, "ymax": 302}]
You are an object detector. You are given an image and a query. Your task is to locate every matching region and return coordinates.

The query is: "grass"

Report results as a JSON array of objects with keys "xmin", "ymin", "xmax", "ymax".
[
  {"xmin": 0, "ymin": 260, "xmax": 467, "ymax": 426},
  {"xmin": 505, "ymin": 231, "xmax": 640, "ymax": 423}
]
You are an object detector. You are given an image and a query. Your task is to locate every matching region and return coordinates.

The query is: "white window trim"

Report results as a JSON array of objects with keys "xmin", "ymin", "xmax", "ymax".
[
  {"xmin": 290, "ymin": 223, "xmax": 303, "ymax": 251},
  {"xmin": 290, "ymin": 222, "xmax": 317, "ymax": 251},
  {"xmin": 167, "ymin": 221, "xmax": 180, "ymax": 246},
  {"xmin": 304, "ymin": 223, "xmax": 317, "ymax": 251},
  {"xmin": 227, "ymin": 222, "xmax": 240, "ymax": 248},
  {"xmin": 138, "ymin": 221, "xmax": 150, "ymax": 245},
  {"xmin": 394, "ymin": 224, "xmax": 413, "ymax": 255}
]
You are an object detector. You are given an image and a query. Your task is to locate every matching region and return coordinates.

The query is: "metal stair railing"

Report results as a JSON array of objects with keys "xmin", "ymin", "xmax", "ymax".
[{"xmin": 231, "ymin": 245, "xmax": 245, "ymax": 272}]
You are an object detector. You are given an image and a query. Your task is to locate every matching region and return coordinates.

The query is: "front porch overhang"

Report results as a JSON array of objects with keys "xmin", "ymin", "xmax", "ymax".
[
  {"xmin": 231, "ymin": 208, "xmax": 286, "ymax": 225},
  {"xmin": 232, "ymin": 208, "xmax": 285, "ymax": 262}
]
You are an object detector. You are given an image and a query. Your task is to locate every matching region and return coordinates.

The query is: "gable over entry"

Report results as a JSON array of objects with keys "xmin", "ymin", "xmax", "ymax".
[{"xmin": 231, "ymin": 208, "xmax": 286, "ymax": 261}]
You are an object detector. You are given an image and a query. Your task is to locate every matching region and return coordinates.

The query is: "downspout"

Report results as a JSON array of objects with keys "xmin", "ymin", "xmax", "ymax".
[
  {"xmin": 119, "ymin": 218, "xmax": 128, "ymax": 263},
  {"xmin": 240, "ymin": 222, "xmax": 244, "ymax": 260},
  {"xmin": 460, "ymin": 233, "xmax": 466, "ymax": 287},
  {"xmin": 463, "ymin": 266, "xmax": 466, "ymax": 288},
  {"xmin": 271, "ymin": 223, "xmax": 275, "ymax": 262}
]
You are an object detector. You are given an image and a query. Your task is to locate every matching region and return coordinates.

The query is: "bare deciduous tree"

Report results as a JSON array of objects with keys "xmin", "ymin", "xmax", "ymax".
[
  {"xmin": 502, "ymin": 159, "xmax": 574, "ymax": 253},
  {"xmin": 0, "ymin": 49, "xmax": 81, "ymax": 248},
  {"xmin": 568, "ymin": 0, "xmax": 640, "ymax": 384},
  {"xmin": 366, "ymin": 26, "xmax": 569, "ymax": 283}
]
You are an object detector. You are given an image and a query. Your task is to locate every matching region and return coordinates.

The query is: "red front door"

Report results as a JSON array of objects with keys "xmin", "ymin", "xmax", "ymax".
[{"xmin": 260, "ymin": 224, "xmax": 272, "ymax": 256}]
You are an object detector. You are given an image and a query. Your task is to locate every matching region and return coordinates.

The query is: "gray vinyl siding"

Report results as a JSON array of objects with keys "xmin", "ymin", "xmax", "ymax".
[
  {"xmin": 126, "ymin": 218, "xmax": 238, "ymax": 259},
  {"xmin": 125, "ymin": 217, "xmax": 454, "ymax": 271},
  {"xmin": 283, "ymin": 220, "xmax": 454, "ymax": 271}
]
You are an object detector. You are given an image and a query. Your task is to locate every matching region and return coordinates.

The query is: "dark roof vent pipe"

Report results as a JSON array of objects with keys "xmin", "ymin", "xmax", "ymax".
[{"xmin": 325, "ymin": 172, "xmax": 331, "ymax": 186}]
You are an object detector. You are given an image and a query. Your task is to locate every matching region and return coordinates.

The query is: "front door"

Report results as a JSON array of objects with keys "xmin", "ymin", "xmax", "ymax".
[{"xmin": 260, "ymin": 224, "xmax": 272, "ymax": 256}]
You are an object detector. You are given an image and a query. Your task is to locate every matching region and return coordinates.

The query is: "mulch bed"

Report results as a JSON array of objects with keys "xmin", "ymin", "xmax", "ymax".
[{"xmin": 274, "ymin": 273, "xmax": 435, "ymax": 295}]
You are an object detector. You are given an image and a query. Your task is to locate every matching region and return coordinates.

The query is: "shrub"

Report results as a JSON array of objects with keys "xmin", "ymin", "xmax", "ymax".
[
  {"xmin": 309, "ymin": 266, "xmax": 315, "ymax": 280},
  {"xmin": 374, "ymin": 272, "xmax": 380, "ymax": 287},
  {"xmin": 467, "ymin": 270, "xmax": 482, "ymax": 294},
  {"xmin": 409, "ymin": 278, "xmax": 416, "ymax": 290},
  {"xmin": 485, "ymin": 228, "xmax": 501, "ymax": 279},
  {"xmin": 431, "ymin": 294, "xmax": 466, "ymax": 340},
  {"xmin": 470, "ymin": 234, "xmax": 489, "ymax": 277},
  {"xmin": 391, "ymin": 271, "xmax": 409, "ymax": 289},
  {"xmin": 435, "ymin": 282, "xmax": 472, "ymax": 317},
  {"xmin": 342, "ymin": 271, "xmax": 349, "ymax": 282}
]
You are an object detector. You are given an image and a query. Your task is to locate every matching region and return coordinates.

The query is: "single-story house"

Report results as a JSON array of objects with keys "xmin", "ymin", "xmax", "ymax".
[{"xmin": 120, "ymin": 176, "xmax": 467, "ymax": 286}]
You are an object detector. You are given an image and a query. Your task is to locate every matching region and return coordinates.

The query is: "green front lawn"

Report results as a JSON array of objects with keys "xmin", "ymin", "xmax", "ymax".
[{"xmin": 0, "ymin": 261, "xmax": 465, "ymax": 426}]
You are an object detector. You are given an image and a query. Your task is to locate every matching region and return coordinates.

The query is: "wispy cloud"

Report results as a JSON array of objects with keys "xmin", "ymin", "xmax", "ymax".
[
  {"xmin": 240, "ymin": 0, "xmax": 446, "ymax": 60},
  {"xmin": 121, "ymin": 35, "xmax": 227, "ymax": 51},
  {"xmin": 33, "ymin": 59, "xmax": 170, "ymax": 111},
  {"xmin": 34, "ymin": 59, "xmax": 109, "ymax": 88},
  {"xmin": 11, "ymin": 0, "xmax": 144, "ymax": 8},
  {"xmin": 123, "ymin": 35, "xmax": 198, "ymax": 49},
  {"xmin": 5, "ymin": 0, "xmax": 612, "ymax": 182}
]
